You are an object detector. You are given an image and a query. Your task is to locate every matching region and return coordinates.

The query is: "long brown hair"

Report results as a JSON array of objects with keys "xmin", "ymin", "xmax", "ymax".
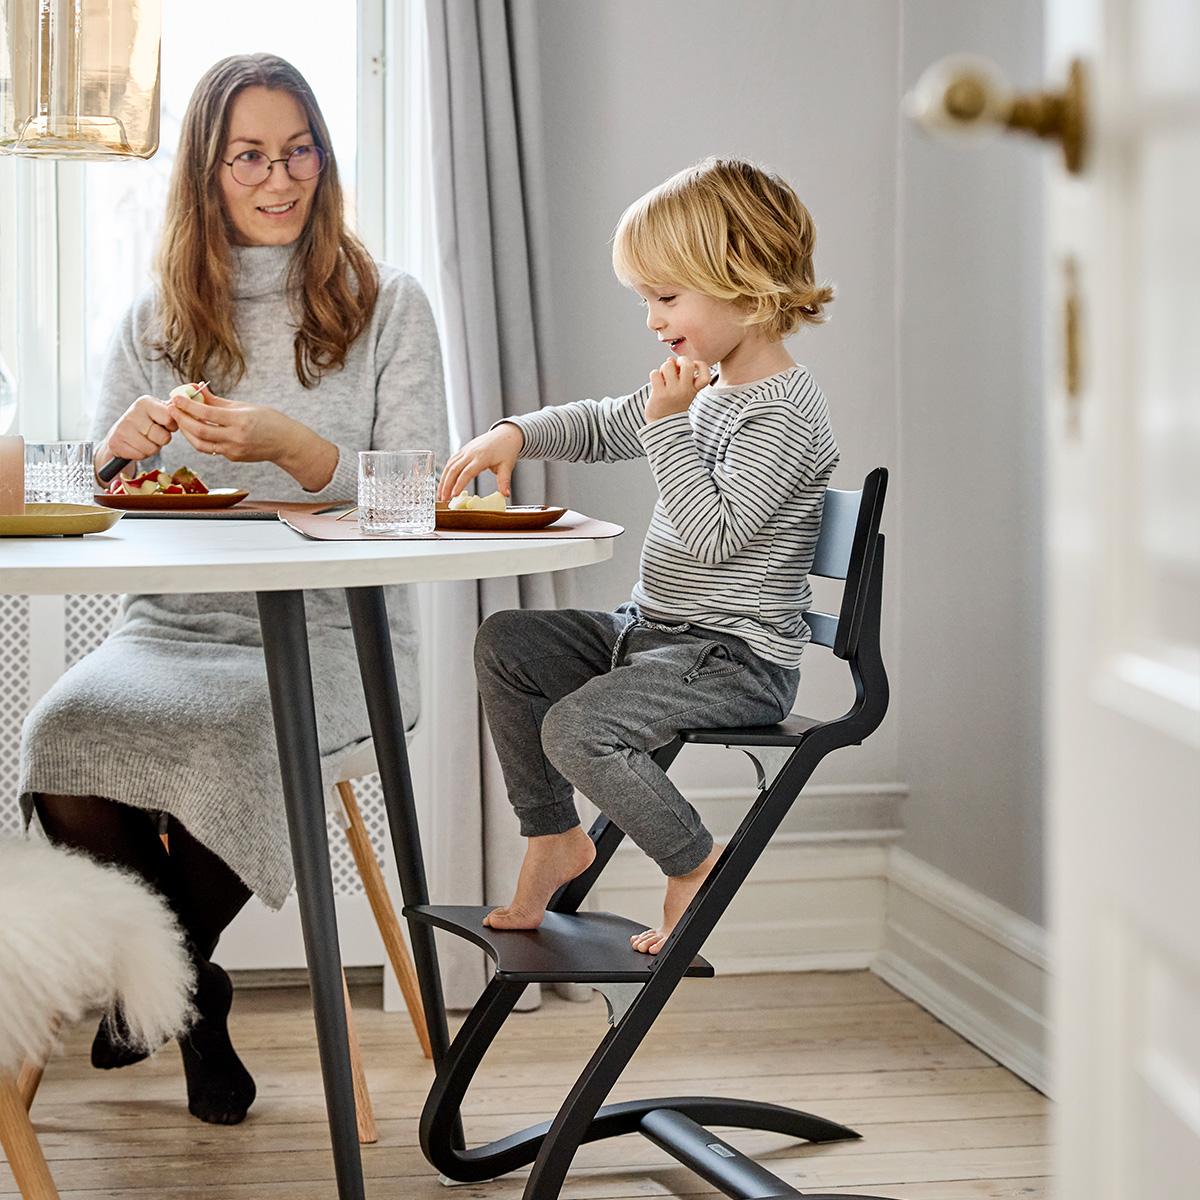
[{"xmin": 154, "ymin": 54, "xmax": 378, "ymax": 389}]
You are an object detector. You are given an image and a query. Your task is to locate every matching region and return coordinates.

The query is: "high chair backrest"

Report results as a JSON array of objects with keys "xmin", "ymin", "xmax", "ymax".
[{"xmin": 801, "ymin": 467, "xmax": 888, "ymax": 661}]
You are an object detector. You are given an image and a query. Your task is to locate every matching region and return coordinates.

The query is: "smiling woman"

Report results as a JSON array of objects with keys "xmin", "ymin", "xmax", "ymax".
[
  {"xmin": 16, "ymin": 52, "xmax": 447, "ymax": 1130},
  {"xmin": 67, "ymin": 4, "xmax": 363, "ymax": 441}
]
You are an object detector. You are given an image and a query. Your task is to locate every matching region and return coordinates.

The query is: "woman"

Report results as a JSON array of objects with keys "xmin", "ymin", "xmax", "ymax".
[{"xmin": 18, "ymin": 54, "xmax": 447, "ymax": 1125}]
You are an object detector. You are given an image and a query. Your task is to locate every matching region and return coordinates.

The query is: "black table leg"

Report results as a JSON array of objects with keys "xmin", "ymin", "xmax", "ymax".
[
  {"xmin": 257, "ymin": 589, "xmax": 364, "ymax": 1200},
  {"xmin": 344, "ymin": 585, "xmax": 453, "ymax": 1068}
]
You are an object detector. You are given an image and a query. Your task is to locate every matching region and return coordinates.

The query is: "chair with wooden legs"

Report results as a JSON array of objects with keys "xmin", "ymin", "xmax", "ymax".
[
  {"xmin": 1, "ymin": 837, "xmax": 193, "ymax": 1200},
  {"xmin": 0, "ymin": 1070, "xmax": 56, "ymax": 1200},
  {"xmin": 404, "ymin": 468, "xmax": 897, "ymax": 1200},
  {"xmin": 10, "ymin": 754, "xmax": 429, "ymax": 1173},
  {"xmin": 328, "ymin": 738, "xmax": 433, "ymax": 1145}
]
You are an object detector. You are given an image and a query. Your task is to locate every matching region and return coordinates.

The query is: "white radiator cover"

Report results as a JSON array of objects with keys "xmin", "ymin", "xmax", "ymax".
[{"xmin": 3, "ymin": 594, "xmax": 390, "ymax": 901}]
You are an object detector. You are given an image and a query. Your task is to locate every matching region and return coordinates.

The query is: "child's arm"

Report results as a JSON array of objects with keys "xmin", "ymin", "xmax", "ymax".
[
  {"xmin": 438, "ymin": 389, "xmax": 656, "ymax": 501},
  {"xmin": 439, "ymin": 422, "xmax": 524, "ymax": 501},
  {"xmin": 640, "ymin": 382, "xmax": 837, "ymax": 566}
]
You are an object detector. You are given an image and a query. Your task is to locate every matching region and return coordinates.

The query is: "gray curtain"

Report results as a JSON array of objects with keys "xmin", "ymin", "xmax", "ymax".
[{"xmin": 421, "ymin": 0, "xmax": 571, "ymax": 1009}]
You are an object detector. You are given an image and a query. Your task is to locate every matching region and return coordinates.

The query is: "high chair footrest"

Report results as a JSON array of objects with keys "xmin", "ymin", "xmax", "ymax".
[{"xmin": 404, "ymin": 905, "xmax": 715, "ymax": 983}]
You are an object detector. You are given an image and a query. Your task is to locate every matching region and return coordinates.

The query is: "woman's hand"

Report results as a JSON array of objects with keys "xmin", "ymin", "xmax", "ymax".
[
  {"xmin": 170, "ymin": 385, "xmax": 338, "ymax": 490},
  {"xmin": 170, "ymin": 385, "xmax": 291, "ymax": 462},
  {"xmin": 438, "ymin": 422, "xmax": 525, "ymax": 501},
  {"xmin": 645, "ymin": 355, "xmax": 709, "ymax": 423},
  {"xmin": 98, "ymin": 395, "xmax": 178, "ymax": 474}
]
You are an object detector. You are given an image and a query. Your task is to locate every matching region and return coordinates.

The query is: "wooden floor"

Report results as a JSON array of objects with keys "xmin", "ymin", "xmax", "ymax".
[{"xmin": 2, "ymin": 971, "xmax": 1050, "ymax": 1198}]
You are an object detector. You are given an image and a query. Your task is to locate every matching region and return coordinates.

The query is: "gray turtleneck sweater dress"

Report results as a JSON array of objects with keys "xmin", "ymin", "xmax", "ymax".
[{"xmin": 18, "ymin": 244, "xmax": 448, "ymax": 908}]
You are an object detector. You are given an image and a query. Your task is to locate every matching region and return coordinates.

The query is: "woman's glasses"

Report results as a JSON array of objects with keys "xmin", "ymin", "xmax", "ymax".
[{"xmin": 221, "ymin": 144, "xmax": 326, "ymax": 187}]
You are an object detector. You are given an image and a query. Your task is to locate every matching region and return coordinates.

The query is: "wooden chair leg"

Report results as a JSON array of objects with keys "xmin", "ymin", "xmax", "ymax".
[
  {"xmin": 336, "ymin": 780, "xmax": 433, "ymax": 1059},
  {"xmin": 14, "ymin": 1061, "xmax": 44, "ymax": 1112},
  {"xmin": 341, "ymin": 971, "xmax": 378, "ymax": 1145},
  {"xmin": 0, "ymin": 1073, "xmax": 59, "ymax": 1200}
]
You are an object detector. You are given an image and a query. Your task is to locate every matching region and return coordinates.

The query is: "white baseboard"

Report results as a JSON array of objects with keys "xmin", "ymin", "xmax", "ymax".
[
  {"xmin": 219, "ymin": 894, "xmax": 387, "ymax": 972},
  {"xmin": 585, "ymin": 782, "xmax": 904, "ymax": 974},
  {"xmin": 874, "ymin": 847, "xmax": 1050, "ymax": 1094},
  {"xmin": 592, "ymin": 838, "xmax": 893, "ymax": 974}
]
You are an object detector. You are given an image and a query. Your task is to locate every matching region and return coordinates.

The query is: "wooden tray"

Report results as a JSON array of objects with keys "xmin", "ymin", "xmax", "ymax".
[
  {"xmin": 94, "ymin": 488, "xmax": 249, "ymax": 511},
  {"xmin": 0, "ymin": 503, "xmax": 123, "ymax": 537},
  {"xmin": 435, "ymin": 503, "xmax": 567, "ymax": 531}
]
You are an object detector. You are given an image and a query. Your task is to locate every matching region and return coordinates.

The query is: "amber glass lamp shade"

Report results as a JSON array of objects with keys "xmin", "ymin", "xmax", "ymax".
[{"xmin": 1, "ymin": 1, "xmax": 161, "ymax": 159}]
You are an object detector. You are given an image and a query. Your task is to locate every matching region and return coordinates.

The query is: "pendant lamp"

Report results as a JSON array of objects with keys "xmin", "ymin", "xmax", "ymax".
[{"xmin": 1, "ymin": 1, "xmax": 161, "ymax": 159}]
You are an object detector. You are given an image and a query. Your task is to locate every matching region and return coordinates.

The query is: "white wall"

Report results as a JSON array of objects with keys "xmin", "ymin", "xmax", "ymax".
[
  {"xmin": 532, "ymin": 0, "xmax": 904, "ymax": 819},
  {"xmin": 528, "ymin": 1, "xmax": 1045, "ymax": 923},
  {"xmin": 896, "ymin": 1, "xmax": 1045, "ymax": 924}
]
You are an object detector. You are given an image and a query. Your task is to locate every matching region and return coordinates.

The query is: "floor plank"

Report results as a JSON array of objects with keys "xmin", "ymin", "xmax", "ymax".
[{"xmin": 1, "ymin": 971, "xmax": 1051, "ymax": 1198}]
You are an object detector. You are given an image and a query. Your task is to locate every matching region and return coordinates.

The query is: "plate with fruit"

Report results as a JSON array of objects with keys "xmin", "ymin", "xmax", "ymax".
[
  {"xmin": 436, "ymin": 490, "xmax": 566, "ymax": 531},
  {"xmin": 95, "ymin": 467, "xmax": 248, "ymax": 510}
]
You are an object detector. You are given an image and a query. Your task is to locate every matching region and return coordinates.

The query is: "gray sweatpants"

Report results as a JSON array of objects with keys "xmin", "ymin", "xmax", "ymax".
[{"xmin": 474, "ymin": 604, "xmax": 799, "ymax": 877}]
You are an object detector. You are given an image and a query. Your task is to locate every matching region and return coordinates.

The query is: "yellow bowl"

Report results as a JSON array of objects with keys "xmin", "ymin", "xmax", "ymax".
[{"xmin": 0, "ymin": 502, "xmax": 125, "ymax": 537}]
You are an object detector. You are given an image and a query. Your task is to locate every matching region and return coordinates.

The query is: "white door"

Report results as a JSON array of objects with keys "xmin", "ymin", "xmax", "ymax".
[{"xmin": 1046, "ymin": 2, "xmax": 1200, "ymax": 1198}]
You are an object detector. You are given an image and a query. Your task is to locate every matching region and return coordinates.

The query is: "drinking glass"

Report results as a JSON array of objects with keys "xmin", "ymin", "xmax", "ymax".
[
  {"xmin": 357, "ymin": 450, "xmax": 436, "ymax": 536},
  {"xmin": 24, "ymin": 441, "xmax": 95, "ymax": 505}
]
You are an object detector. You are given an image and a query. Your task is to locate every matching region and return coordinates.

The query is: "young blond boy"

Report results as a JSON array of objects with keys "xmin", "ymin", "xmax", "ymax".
[{"xmin": 440, "ymin": 157, "xmax": 838, "ymax": 953}]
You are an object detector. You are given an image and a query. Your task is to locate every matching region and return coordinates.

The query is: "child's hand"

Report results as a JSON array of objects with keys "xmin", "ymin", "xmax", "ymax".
[
  {"xmin": 645, "ymin": 356, "xmax": 710, "ymax": 423},
  {"xmin": 438, "ymin": 421, "xmax": 525, "ymax": 501}
]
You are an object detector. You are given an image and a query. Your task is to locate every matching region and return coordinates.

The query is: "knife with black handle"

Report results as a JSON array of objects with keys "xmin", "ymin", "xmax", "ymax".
[{"xmin": 96, "ymin": 454, "xmax": 132, "ymax": 484}]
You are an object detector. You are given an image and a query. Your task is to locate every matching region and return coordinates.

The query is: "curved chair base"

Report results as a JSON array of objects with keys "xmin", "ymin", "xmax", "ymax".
[
  {"xmin": 431, "ymin": 1095, "xmax": 859, "ymax": 1183},
  {"xmin": 640, "ymin": 1107, "xmax": 893, "ymax": 1200}
]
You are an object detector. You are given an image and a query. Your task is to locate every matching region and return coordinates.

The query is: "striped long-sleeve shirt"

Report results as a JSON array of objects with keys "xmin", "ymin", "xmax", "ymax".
[{"xmin": 506, "ymin": 365, "xmax": 839, "ymax": 667}]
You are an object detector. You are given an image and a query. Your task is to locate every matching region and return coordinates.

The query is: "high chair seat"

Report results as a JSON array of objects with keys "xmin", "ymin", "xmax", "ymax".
[{"xmin": 679, "ymin": 711, "xmax": 825, "ymax": 745}]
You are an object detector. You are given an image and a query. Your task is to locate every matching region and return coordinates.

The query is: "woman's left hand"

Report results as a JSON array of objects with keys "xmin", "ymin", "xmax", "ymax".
[
  {"xmin": 170, "ymin": 384, "xmax": 338, "ymax": 491},
  {"xmin": 170, "ymin": 385, "xmax": 293, "ymax": 463}
]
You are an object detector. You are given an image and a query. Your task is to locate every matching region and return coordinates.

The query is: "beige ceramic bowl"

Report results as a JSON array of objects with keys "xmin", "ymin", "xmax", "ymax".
[{"xmin": 0, "ymin": 502, "xmax": 124, "ymax": 537}]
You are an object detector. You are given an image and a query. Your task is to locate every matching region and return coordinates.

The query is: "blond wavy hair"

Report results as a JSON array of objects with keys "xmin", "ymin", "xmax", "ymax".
[
  {"xmin": 153, "ymin": 54, "xmax": 378, "ymax": 390},
  {"xmin": 612, "ymin": 157, "xmax": 833, "ymax": 340}
]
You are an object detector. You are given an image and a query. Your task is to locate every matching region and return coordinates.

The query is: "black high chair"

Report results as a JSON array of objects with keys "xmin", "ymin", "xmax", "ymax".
[{"xmin": 406, "ymin": 466, "xmax": 893, "ymax": 1200}]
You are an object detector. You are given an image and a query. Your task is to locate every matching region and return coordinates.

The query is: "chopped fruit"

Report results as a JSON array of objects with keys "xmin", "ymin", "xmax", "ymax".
[
  {"xmin": 448, "ymin": 490, "xmax": 507, "ymax": 512},
  {"xmin": 170, "ymin": 466, "xmax": 208, "ymax": 494},
  {"xmin": 106, "ymin": 465, "xmax": 211, "ymax": 497}
]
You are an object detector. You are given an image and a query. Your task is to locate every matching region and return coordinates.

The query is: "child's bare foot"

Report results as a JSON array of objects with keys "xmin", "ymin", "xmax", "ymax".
[
  {"xmin": 630, "ymin": 845, "xmax": 723, "ymax": 955},
  {"xmin": 483, "ymin": 827, "xmax": 597, "ymax": 931}
]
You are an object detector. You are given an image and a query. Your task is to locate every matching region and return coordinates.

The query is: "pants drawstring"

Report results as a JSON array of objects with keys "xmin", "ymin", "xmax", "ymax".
[{"xmin": 610, "ymin": 616, "xmax": 692, "ymax": 671}]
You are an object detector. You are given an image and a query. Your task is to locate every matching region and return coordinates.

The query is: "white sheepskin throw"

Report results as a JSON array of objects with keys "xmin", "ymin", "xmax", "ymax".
[{"xmin": 0, "ymin": 838, "xmax": 195, "ymax": 1074}]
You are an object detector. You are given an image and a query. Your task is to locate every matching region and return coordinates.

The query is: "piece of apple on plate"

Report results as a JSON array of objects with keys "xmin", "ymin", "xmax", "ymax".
[
  {"xmin": 448, "ymin": 490, "xmax": 507, "ymax": 512},
  {"xmin": 170, "ymin": 465, "xmax": 208, "ymax": 494}
]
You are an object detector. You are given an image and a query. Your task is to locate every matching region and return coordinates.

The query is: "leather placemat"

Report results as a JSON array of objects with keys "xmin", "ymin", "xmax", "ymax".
[
  {"xmin": 118, "ymin": 500, "xmax": 348, "ymax": 521},
  {"xmin": 281, "ymin": 509, "xmax": 624, "ymax": 541}
]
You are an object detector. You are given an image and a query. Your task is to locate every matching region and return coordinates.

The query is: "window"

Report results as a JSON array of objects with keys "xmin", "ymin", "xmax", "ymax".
[{"xmin": 1, "ymin": 0, "xmax": 392, "ymax": 440}]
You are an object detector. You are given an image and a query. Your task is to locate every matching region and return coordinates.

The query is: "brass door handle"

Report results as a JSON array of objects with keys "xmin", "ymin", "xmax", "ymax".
[{"xmin": 905, "ymin": 54, "xmax": 1088, "ymax": 174}]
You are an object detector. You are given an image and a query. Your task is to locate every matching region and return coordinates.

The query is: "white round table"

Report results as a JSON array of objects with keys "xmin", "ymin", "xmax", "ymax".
[
  {"xmin": 1, "ymin": 514, "xmax": 611, "ymax": 595},
  {"xmin": 1, "ymin": 515, "xmax": 614, "ymax": 1199}
]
